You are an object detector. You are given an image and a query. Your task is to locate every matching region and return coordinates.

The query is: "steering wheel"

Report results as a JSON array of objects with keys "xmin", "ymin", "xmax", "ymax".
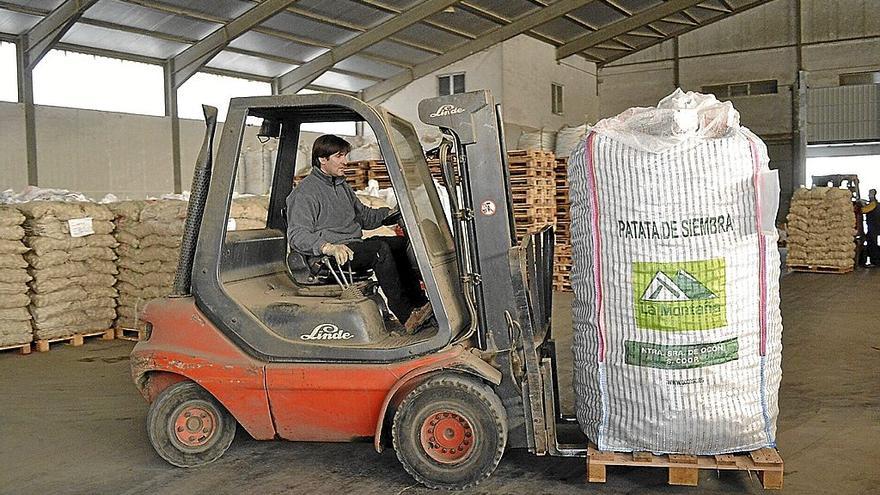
[{"xmin": 381, "ymin": 209, "xmax": 402, "ymax": 226}]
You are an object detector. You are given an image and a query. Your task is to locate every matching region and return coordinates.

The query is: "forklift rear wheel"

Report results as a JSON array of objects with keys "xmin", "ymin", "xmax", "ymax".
[
  {"xmin": 392, "ymin": 375, "xmax": 507, "ymax": 490},
  {"xmin": 147, "ymin": 381, "xmax": 237, "ymax": 467}
]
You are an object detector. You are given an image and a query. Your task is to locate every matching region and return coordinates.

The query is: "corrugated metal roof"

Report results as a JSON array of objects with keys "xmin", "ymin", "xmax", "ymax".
[{"xmin": 0, "ymin": 0, "xmax": 778, "ymax": 96}]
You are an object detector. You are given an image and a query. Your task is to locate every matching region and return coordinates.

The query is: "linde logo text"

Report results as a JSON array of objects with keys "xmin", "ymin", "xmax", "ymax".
[
  {"xmin": 429, "ymin": 105, "xmax": 465, "ymax": 117},
  {"xmin": 301, "ymin": 323, "xmax": 353, "ymax": 340}
]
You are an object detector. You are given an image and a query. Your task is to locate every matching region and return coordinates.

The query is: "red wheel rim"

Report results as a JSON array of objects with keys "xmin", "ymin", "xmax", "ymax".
[
  {"xmin": 420, "ymin": 410, "xmax": 475, "ymax": 464},
  {"xmin": 173, "ymin": 405, "xmax": 217, "ymax": 448}
]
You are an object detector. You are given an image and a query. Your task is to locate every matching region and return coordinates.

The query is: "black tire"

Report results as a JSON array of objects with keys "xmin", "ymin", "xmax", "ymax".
[
  {"xmin": 146, "ymin": 381, "xmax": 237, "ymax": 467},
  {"xmin": 392, "ymin": 374, "xmax": 507, "ymax": 490}
]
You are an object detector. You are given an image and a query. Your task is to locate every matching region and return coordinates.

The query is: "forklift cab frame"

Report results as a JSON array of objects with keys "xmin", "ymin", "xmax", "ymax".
[{"xmin": 198, "ymin": 93, "xmax": 469, "ymax": 362}]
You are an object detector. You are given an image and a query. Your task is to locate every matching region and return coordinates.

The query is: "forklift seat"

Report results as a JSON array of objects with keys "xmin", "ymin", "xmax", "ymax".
[{"xmin": 286, "ymin": 251, "xmax": 373, "ymax": 286}]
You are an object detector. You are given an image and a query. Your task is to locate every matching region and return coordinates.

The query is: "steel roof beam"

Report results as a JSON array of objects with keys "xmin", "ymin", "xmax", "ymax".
[
  {"xmin": 352, "ymin": 0, "xmax": 477, "ymax": 41},
  {"xmin": 281, "ymin": 4, "xmax": 445, "ymax": 56},
  {"xmin": 18, "ymin": 0, "xmax": 98, "ymax": 69},
  {"xmin": 168, "ymin": 0, "xmax": 299, "ymax": 89},
  {"xmin": 557, "ymin": 0, "xmax": 705, "ymax": 59},
  {"xmin": 363, "ymin": 0, "xmax": 597, "ymax": 104},
  {"xmin": 119, "ymin": 0, "xmax": 412, "ymax": 69},
  {"xmin": 600, "ymin": 0, "xmax": 668, "ymax": 38},
  {"xmin": 275, "ymin": 0, "xmax": 459, "ymax": 94},
  {"xmin": 600, "ymin": 0, "xmax": 775, "ymax": 66}
]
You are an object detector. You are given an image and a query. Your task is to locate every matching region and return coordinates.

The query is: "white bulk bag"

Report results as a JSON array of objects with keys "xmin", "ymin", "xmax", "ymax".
[{"xmin": 568, "ymin": 89, "xmax": 783, "ymax": 454}]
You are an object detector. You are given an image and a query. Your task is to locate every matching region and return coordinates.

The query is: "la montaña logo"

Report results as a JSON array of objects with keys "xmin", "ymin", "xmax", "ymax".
[
  {"xmin": 301, "ymin": 323, "xmax": 353, "ymax": 341},
  {"xmin": 429, "ymin": 105, "xmax": 465, "ymax": 117}
]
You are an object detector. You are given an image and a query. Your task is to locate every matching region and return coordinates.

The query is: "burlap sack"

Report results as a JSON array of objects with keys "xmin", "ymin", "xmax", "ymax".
[
  {"xmin": 117, "ymin": 258, "xmax": 175, "ymax": 275},
  {"xmin": 0, "ymin": 269, "xmax": 32, "ymax": 284},
  {"xmin": 0, "ymin": 282, "xmax": 28, "ymax": 295},
  {"xmin": 30, "ymin": 297, "xmax": 116, "ymax": 322},
  {"xmin": 0, "ymin": 294, "xmax": 30, "ymax": 309},
  {"xmin": 139, "ymin": 201, "xmax": 188, "ymax": 222},
  {"xmin": 24, "ymin": 247, "xmax": 116, "ymax": 268},
  {"xmin": 116, "ymin": 269, "xmax": 174, "ymax": 287},
  {"xmin": 29, "ymin": 260, "xmax": 117, "ymax": 281},
  {"xmin": 33, "ymin": 319, "xmax": 115, "ymax": 340},
  {"xmin": 0, "ymin": 254, "xmax": 27, "ymax": 269},
  {"xmin": 29, "ymin": 273, "xmax": 116, "ymax": 294},
  {"xmin": 24, "ymin": 219, "xmax": 114, "ymax": 239},
  {"xmin": 0, "ymin": 307, "xmax": 30, "ymax": 320},
  {"xmin": 116, "ymin": 282, "xmax": 170, "ymax": 300},
  {"xmin": 32, "ymin": 305, "xmax": 116, "ymax": 329},
  {"xmin": 107, "ymin": 200, "xmax": 145, "ymax": 222},
  {"xmin": 116, "ymin": 245, "xmax": 179, "ymax": 263},
  {"xmin": 17, "ymin": 201, "xmax": 114, "ymax": 221},
  {"xmin": 27, "ymin": 235, "xmax": 117, "ymax": 256},
  {"xmin": 0, "ymin": 320, "xmax": 33, "ymax": 340},
  {"xmin": 0, "ymin": 207, "xmax": 24, "ymax": 227},
  {"xmin": 0, "ymin": 240, "xmax": 29, "ymax": 254},
  {"xmin": 0, "ymin": 226, "xmax": 25, "ymax": 240}
]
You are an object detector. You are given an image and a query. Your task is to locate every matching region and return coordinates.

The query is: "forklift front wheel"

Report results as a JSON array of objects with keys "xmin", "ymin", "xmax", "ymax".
[
  {"xmin": 147, "ymin": 381, "xmax": 237, "ymax": 467},
  {"xmin": 392, "ymin": 375, "xmax": 507, "ymax": 490}
]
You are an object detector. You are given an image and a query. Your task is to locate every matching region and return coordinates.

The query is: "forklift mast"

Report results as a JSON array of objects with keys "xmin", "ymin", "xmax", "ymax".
[{"xmin": 418, "ymin": 90, "xmax": 557, "ymax": 451}]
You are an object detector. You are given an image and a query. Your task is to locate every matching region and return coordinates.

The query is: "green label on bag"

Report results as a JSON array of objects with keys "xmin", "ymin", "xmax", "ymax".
[
  {"xmin": 633, "ymin": 258, "xmax": 727, "ymax": 331},
  {"xmin": 625, "ymin": 338, "xmax": 739, "ymax": 369}
]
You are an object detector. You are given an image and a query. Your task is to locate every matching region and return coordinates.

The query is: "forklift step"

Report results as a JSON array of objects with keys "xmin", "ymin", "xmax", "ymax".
[
  {"xmin": 586, "ymin": 443, "xmax": 784, "ymax": 490},
  {"xmin": 34, "ymin": 329, "xmax": 115, "ymax": 352}
]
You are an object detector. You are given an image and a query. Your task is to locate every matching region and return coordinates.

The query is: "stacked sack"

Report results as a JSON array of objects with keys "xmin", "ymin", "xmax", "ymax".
[
  {"xmin": 111, "ymin": 199, "xmax": 187, "ymax": 330},
  {"xmin": 786, "ymin": 187, "xmax": 855, "ymax": 269},
  {"xmin": 230, "ymin": 195, "xmax": 269, "ymax": 230},
  {"xmin": 18, "ymin": 202, "xmax": 118, "ymax": 340},
  {"xmin": 0, "ymin": 207, "xmax": 32, "ymax": 347}
]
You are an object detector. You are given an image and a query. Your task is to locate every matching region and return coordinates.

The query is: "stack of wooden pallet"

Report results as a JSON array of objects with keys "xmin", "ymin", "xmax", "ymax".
[
  {"xmin": 553, "ymin": 157, "xmax": 572, "ymax": 292},
  {"xmin": 348, "ymin": 160, "xmax": 391, "ymax": 189},
  {"xmin": 507, "ymin": 150, "xmax": 556, "ymax": 242},
  {"xmin": 293, "ymin": 163, "xmax": 368, "ymax": 190}
]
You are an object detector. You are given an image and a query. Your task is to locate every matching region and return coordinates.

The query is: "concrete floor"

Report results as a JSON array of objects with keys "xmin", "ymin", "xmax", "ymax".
[{"xmin": 0, "ymin": 270, "xmax": 878, "ymax": 495}]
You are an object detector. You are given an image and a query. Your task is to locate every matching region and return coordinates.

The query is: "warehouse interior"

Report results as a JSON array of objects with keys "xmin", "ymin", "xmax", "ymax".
[{"xmin": 0, "ymin": 1, "xmax": 878, "ymax": 494}]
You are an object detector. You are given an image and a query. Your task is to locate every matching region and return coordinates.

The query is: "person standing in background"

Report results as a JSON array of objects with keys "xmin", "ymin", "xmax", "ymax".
[{"xmin": 864, "ymin": 188, "xmax": 879, "ymax": 266}]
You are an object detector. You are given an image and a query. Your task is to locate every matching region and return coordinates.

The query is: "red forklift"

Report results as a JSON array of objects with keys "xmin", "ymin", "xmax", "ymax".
[{"xmin": 131, "ymin": 91, "xmax": 584, "ymax": 490}]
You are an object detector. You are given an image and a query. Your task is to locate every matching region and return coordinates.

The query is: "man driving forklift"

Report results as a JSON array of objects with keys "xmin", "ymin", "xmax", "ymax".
[{"xmin": 286, "ymin": 134, "xmax": 434, "ymax": 333}]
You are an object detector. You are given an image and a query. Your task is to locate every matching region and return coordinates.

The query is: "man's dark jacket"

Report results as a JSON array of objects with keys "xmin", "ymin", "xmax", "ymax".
[{"xmin": 286, "ymin": 167, "xmax": 390, "ymax": 255}]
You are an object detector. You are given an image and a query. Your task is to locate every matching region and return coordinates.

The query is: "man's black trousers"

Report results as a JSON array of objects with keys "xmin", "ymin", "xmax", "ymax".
[{"xmin": 347, "ymin": 236, "xmax": 426, "ymax": 322}]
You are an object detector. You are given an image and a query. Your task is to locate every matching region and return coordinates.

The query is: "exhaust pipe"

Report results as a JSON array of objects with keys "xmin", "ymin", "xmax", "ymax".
[{"xmin": 172, "ymin": 104, "xmax": 218, "ymax": 296}]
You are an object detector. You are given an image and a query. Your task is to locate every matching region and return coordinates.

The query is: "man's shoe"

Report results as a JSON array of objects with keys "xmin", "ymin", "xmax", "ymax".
[{"xmin": 404, "ymin": 303, "xmax": 433, "ymax": 335}]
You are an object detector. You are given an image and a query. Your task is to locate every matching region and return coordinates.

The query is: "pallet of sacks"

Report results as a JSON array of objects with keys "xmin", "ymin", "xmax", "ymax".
[
  {"xmin": 18, "ymin": 201, "xmax": 117, "ymax": 350},
  {"xmin": 786, "ymin": 187, "xmax": 855, "ymax": 273},
  {"xmin": 109, "ymin": 199, "xmax": 186, "ymax": 338},
  {"xmin": 0, "ymin": 206, "xmax": 33, "ymax": 354}
]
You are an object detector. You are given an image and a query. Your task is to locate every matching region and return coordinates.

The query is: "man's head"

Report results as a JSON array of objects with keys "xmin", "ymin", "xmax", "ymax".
[
  {"xmin": 313, "ymin": 134, "xmax": 351, "ymax": 178},
  {"xmin": 870, "ymin": 189, "xmax": 877, "ymax": 201}
]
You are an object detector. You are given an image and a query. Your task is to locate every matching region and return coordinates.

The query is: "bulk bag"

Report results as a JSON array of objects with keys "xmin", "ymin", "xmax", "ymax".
[{"xmin": 568, "ymin": 89, "xmax": 783, "ymax": 454}]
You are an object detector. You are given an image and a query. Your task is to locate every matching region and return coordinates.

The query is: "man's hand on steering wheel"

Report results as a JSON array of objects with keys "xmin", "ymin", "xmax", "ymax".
[{"xmin": 381, "ymin": 206, "xmax": 402, "ymax": 226}]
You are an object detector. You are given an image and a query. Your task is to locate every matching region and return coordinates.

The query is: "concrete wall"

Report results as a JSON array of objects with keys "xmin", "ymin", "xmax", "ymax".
[
  {"xmin": 381, "ymin": 34, "xmax": 599, "ymax": 150},
  {"xmin": 0, "ymin": 101, "xmax": 284, "ymax": 199}
]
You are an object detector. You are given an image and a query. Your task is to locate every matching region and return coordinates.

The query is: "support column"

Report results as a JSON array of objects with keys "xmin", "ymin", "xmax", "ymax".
[
  {"xmin": 673, "ymin": 37, "xmax": 680, "ymax": 89},
  {"xmin": 793, "ymin": 70, "xmax": 807, "ymax": 189},
  {"xmin": 16, "ymin": 39, "xmax": 38, "ymax": 186},
  {"xmin": 164, "ymin": 61, "xmax": 182, "ymax": 194}
]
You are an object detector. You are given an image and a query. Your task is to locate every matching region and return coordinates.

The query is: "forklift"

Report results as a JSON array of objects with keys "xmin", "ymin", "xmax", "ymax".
[{"xmin": 131, "ymin": 90, "xmax": 585, "ymax": 490}]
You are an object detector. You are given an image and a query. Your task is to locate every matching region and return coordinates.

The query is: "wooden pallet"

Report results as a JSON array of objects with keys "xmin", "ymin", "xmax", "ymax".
[
  {"xmin": 787, "ymin": 264, "xmax": 853, "ymax": 274},
  {"xmin": 586, "ymin": 444, "xmax": 783, "ymax": 490},
  {"xmin": 115, "ymin": 326, "xmax": 147, "ymax": 342},
  {"xmin": 0, "ymin": 342, "xmax": 32, "ymax": 355},
  {"xmin": 34, "ymin": 329, "xmax": 114, "ymax": 352}
]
